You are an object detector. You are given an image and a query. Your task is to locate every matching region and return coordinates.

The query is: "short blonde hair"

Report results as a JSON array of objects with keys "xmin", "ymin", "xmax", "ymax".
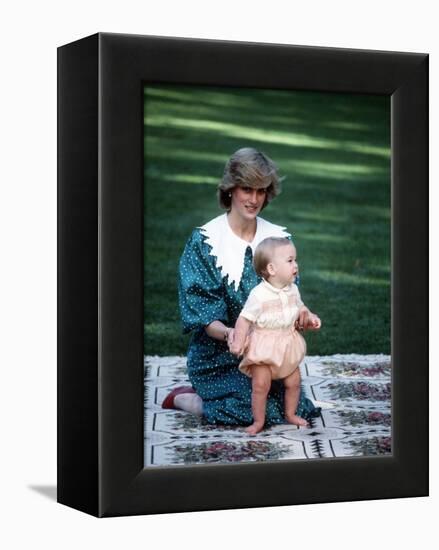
[
  {"xmin": 217, "ymin": 148, "xmax": 282, "ymax": 210},
  {"xmin": 253, "ymin": 237, "xmax": 292, "ymax": 279}
]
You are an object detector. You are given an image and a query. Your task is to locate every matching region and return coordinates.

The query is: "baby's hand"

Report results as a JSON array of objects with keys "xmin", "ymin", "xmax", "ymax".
[
  {"xmin": 308, "ymin": 315, "xmax": 321, "ymax": 330},
  {"xmin": 229, "ymin": 343, "xmax": 243, "ymax": 356}
]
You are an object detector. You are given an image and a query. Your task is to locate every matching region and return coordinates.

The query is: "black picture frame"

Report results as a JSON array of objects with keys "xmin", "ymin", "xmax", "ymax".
[{"xmin": 57, "ymin": 32, "xmax": 428, "ymax": 517}]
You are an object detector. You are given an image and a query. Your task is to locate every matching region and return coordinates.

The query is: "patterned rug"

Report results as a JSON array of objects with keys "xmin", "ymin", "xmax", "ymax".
[{"xmin": 144, "ymin": 354, "xmax": 391, "ymax": 466}]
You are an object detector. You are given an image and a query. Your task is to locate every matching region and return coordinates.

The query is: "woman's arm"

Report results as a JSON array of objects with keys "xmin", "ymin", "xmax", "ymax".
[
  {"xmin": 204, "ymin": 320, "xmax": 232, "ymax": 343},
  {"xmin": 179, "ymin": 229, "xmax": 229, "ymax": 335},
  {"xmin": 229, "ymin": 316, "xmax": 251, "ymax": 356}
]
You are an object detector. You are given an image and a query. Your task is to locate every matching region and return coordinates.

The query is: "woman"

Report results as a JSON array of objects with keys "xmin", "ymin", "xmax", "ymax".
[{"xmin": 162, "ymin": 147, "xmax": 320, "ymax": 426}]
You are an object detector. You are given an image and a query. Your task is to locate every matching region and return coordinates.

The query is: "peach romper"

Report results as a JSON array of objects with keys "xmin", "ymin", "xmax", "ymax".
[{"xmin": 238, "ymin": 279, "xmax": 306, "ymax": 380}]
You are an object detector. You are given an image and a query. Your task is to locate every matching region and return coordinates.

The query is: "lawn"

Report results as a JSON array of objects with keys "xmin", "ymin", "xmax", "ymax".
[{"xmin": 144, "ymin": 85, "xmax": 390, "ymax": 356}]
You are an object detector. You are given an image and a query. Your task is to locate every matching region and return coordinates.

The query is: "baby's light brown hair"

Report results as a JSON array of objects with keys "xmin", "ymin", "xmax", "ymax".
[{"xmin": 253, "ymin": 237, "xmax": 293, "ymax": 279}]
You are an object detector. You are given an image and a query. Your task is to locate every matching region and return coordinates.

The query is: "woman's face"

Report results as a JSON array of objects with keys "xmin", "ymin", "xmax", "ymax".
[{"xmin": 230, "ymin": 186, "xmax": 267, "ymax": 221}]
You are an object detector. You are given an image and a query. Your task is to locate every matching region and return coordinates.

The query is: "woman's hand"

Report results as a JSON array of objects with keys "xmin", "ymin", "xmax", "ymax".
[
  {"xmin": 229, "ymin": 329, "xmax": 245, "ymax": 356},
  {"xmin": 229, "ymin": 346, "xmax": 242, "ymax": 357},
  {"xmin": 229, "ymin": 316, "xmax": 250, "ymax": 356},
  {"xmin": 296, "ymin": 306, "xmax": 311, "ymax": 331},
  {"xmin": 226, "ymin": 328, "xmax": 235, "ymax": 349}
]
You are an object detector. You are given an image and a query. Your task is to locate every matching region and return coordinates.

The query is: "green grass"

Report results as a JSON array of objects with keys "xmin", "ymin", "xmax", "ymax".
[{"xmin": 144, "ymin": 85, "xmax": 390, "ymax": 356}]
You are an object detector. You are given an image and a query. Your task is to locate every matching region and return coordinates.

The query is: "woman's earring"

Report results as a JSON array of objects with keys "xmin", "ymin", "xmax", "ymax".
[{"xmin": 228, "ymin": 193, "xmax": 232, "ymax": 197}]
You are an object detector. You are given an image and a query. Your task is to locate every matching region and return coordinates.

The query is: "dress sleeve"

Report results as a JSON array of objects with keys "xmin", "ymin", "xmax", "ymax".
[
  {"xmin": 239, "ymin": 288, "xmax": 262, "ymax": 322},
  {"xmin": 178, "ymin": 229, "xmax": 229, "ymax": 334}
]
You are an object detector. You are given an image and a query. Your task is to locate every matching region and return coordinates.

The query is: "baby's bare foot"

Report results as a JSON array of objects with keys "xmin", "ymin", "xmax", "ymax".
[
  {"xmin": 245, "ymin": 422, "xmax": 264, "ymax": 435},
  {"xmin": 286, "ymin": 414, "xmax": 309, "ymax": 427}
]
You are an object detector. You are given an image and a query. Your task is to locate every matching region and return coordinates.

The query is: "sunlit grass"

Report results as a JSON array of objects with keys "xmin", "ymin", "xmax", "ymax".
[
  {"xmin": 323, "ymin": 121, "xmax": 370, "ymax": 131},
  {"xmin": 310, "ymin": 270, "xmax": 390, "ymax": 287},
  {"xmin": 144, "ymin": 142, "xmax": 226, "ymax": 164},
  {"xmin": 284, "ymin": 159, "xmax": 388, "ymax": 180},
  {"xmin": 154, "ymin": 174, "xmax": 219, "ymax": 185},
  {"xmin": 299, "ymin": 233, "xmax": 348, "ymax": 244},
  {"xmin": 292, "ymin": 211, "xmax": 350, "ymax": 224},
  {"xmin": 146, "ymin": 115, "xmax": 390, "ymax": 158}
]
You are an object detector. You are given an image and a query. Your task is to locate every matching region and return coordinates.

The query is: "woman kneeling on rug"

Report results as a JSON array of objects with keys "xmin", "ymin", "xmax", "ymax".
[{"xmin": 162, "ymin": 147, "xmax": 321, "ymax": 427}]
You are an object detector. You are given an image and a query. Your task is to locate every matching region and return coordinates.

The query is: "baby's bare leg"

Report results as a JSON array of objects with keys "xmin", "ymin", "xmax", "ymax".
[
  {"xmin": 246, "ymin": 365, "xmax": 272, "ymax": 435},
  {"xmin": 284, "ymin": 368, "xmax": 309, "ymax": 427}
]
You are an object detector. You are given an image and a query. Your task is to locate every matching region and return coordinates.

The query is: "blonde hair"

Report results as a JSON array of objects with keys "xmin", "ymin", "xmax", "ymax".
[
  {"xmin": 253, "ymin": 237, "xmax": 292, "ymax": 279},
  {"xmin": 217, "ymin": 148, "xmax": 282, "ymax": 210}
]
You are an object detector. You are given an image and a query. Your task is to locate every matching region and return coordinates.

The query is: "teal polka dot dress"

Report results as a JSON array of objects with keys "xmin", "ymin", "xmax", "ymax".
[{"xmin": 178, "ymin": 222, "xmax": 320, "ymax": 426}]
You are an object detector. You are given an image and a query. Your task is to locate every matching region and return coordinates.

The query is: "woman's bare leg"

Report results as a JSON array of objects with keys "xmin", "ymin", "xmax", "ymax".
[
  {"xmin": 284, "ymin": 368, "xmax": 309, "ymax": 427},
  {"xmin": 246, "ymin": 365, "xmax": 272, "ymax": 435}
]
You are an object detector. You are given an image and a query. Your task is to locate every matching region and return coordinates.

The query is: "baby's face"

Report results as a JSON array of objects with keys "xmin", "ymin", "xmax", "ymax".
[{"xmin": 270, "ymin": 243, "xmax": 298, "ymax": 286}]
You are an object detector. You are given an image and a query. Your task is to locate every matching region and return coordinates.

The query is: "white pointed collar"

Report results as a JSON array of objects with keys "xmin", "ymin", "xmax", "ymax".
[
  {"xmin": 198, "ymin": 213, "xmax": 290, "ymax": 290},
  {"xmin": 261, "ymin": 279, "xmax": 293, "ymax": 294}
]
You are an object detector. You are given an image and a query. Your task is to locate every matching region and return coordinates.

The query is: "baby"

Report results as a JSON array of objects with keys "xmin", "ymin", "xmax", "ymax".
[{"xmin": 230, "ymin": 237, "xmax": 321, "ymax": 435}]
